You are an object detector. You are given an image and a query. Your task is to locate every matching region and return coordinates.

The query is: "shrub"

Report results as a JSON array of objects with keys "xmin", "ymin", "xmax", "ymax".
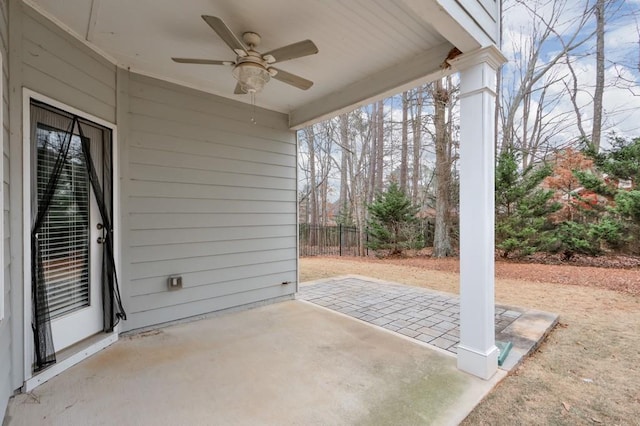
[{"xmin": 367, "ymin": 182, "xmax": 421, "ymax": 255}]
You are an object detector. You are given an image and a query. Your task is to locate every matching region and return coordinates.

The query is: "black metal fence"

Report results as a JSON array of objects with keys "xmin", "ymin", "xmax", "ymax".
[{"xmin": 299, "ymin": 224, "xmax": 363, "ymax": 257}]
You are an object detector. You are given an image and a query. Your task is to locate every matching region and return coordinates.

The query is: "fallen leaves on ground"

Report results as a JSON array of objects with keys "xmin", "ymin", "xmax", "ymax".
[{"xmin": 310, "ymin": 253, "xmax": 640, "ymax": 296}]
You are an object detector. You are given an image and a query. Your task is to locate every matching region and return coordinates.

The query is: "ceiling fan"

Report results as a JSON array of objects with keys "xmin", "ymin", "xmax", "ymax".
[{"xmin": 172, "ymin": 15, "xmax": 318, "ymax": 94}]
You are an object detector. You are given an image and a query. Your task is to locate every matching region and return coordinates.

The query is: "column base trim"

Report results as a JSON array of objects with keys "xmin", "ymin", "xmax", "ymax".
[{"xmin": 457, "ymin": 343, "xmax": 499, "ymax": 380}]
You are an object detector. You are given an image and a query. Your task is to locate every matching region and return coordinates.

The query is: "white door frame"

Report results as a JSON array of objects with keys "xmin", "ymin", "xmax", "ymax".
[{"xmin": 22, "ymin": 88, "xmax": 121, "ymax": 390}]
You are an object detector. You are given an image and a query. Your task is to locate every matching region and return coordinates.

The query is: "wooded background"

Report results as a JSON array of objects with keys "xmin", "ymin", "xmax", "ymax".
[{"xmin": 298, "ymin": 0, "xmax": 640, "ymax": 258}]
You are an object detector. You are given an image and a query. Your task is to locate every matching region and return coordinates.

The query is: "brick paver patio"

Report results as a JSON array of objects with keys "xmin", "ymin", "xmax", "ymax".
[{"xmin": 298, "ymin": 276, "xmax": 523, "ymax": 355}]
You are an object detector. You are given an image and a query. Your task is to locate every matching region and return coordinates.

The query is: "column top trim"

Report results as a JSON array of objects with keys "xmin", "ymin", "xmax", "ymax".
[{"xmin": 448, "ymin": 45, "xmax": 508, "ymax": 71}]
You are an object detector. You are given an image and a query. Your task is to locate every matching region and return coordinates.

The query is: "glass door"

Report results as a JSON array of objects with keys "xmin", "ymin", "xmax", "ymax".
[{"xmin": 32, "ymin": 104, "xmax": 104, "ymax": 352}]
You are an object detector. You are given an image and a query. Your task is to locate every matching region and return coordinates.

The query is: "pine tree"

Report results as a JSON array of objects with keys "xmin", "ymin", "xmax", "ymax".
[
  {"xmin": 582, "ymin": 137, "xmax": 640, "ymax": 253},
  {"xmin": 540, "ymin": 146, "xmax": 628, "ymax": 259},
  {"xmin": 595, "ymin": 137, "xmax": 640, "ymax": 187},
  {"xmin": 367, "ymin": 182, "xmax": 421, "ymax": 255},
  {"xmin": 495, "ymin": 149, "xmax": 559, "ymax": 257}
]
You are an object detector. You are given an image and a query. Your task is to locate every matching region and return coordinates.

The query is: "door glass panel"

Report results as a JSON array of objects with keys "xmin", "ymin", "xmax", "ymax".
[{"xmin": 36, "ymin": 125, "xmax": 90, "ymax": 319}]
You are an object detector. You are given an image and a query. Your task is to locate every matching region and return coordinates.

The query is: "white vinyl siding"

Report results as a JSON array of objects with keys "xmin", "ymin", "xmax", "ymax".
[
  {"xmin": 0, "ymin": 0, "xmax": 11, "ymax": 418},
  {"xmin": 122, "ymin": 74, "xmax": 297, "ymax": 331}
]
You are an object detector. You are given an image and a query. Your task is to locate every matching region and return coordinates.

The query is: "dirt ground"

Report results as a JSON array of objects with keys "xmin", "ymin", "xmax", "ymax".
[{"xmin": 300, "ymin": 256, "xmax": 640, "ymax": 425}]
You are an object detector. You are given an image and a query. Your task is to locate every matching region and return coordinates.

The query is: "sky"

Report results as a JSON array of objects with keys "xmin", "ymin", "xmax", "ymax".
[
  {"xmin": 299, "ymin": 0, "xmax": 640, "ymax": 200},
  {"xmin": 501, "ymin": 0, "xmax": 640, "ymax": 145}
]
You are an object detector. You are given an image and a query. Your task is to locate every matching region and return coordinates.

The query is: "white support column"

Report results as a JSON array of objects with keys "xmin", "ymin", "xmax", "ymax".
[{"xmin": 450, "ymin": 46, "xmax": 506, "ymax": 380}]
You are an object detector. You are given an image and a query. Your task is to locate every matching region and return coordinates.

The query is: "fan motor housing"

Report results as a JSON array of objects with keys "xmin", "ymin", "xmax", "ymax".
[{"xmin": 242, "ymin": 32, "xmax": 261, "ymax": 48}]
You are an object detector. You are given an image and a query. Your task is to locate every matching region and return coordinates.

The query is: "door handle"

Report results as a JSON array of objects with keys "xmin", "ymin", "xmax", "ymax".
[{"xmin": 97, "ymin": 223, "xmax": 106, "ymax": 243}]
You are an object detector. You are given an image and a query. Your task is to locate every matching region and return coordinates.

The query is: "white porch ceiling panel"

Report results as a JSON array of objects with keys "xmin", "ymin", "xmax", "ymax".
[{"xmin": 25, "ymin": 0, "xmax": 491, "ymax": 127}]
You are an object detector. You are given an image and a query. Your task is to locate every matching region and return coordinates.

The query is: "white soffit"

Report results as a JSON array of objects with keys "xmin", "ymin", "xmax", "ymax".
[{"xmin": 28, "ymin": 0, "xmax": 459, "ymax": 125}]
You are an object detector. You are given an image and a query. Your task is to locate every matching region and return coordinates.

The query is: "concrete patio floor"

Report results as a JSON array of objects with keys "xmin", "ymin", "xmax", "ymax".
[{"xmin": 6, "ymin": 299, "xmax": 506, "ymax": 426}]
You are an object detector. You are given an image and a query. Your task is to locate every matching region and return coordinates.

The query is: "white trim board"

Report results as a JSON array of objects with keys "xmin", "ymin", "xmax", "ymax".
[
  {"xmin": 21, "ymin": 0, "xmax": 118, "ymax": 66},
  {"xmin": 22, "ymin": 88, "xmax": 121, "ymax": 388},
  {"xmin": 24, "ymin": 332, "xmax": 118, "ymax": 392}
]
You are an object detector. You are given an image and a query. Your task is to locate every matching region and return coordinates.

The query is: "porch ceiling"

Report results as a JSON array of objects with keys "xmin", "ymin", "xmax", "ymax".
[{"xmin": 24, "ymin": 0, "xmax": 474, "ymax": 128}]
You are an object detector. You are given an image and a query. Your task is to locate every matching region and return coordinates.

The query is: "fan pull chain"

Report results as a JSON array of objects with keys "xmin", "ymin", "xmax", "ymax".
[{"xmin": 250, "ymin": 92, "xmax": 257, "ymax": 125}]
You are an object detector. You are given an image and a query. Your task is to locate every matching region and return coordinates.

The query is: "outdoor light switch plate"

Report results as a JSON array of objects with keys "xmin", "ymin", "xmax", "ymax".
[{"xmin": 168, "ymin": 276, "xmax": 183, "ymax": 290}]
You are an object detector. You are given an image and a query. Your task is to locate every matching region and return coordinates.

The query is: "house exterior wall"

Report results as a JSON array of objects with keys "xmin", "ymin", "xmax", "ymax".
[
  {"xmin": 1, "ymin": 0, "xmax": 12, "ymax": 419},
  {"xmin": 450, "ymin": 0, "xmax": 500, "ymax": 44},
  {"xmin": 20, "ymin": 4, "xmax": 117, "ymax": 123},
  {"xmin": 120, "ymin": 73, "xmax": 297, "ymax": 331},
  {"xmin": 2, "ymin": 1, "xmax": 298, "ymax": 412},
  {"xmin": 4, "ymin": 0, "xmax": 120, "ymax": 403},
  {"xmin": 395, "ymin": 1, "xmax": 499, "ymax": 73}
]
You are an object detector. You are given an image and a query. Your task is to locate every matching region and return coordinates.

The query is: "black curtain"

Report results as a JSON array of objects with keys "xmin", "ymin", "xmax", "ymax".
[
  {"xmin": 31, "ymin": 116, "xmax": 76, "ymax": 371},
  {"xmin": 31, "ymin": 102, "xmax": 126, "ymax": 371},
  {"xmin": 77, "ymin": 120, "xmax": 126, "ymax": 331}
]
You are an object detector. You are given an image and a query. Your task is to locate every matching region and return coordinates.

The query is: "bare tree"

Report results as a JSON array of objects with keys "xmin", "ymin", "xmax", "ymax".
[
  {"xmin": 367, "ymin": 103, "xmax": 378, "ymax": 205},
  {"xmin": 592, "ymin": 0, "xmax": 605, "ymax": 151},
  {"xmin": 316, "ymin": 121, "xmax": 334, "ymax": 225},
  {"xmin": 563, "ymin": 54, "xmax": 588, "ymax": 142},
  {"xmin": 338, "ymin": 113, "xmax": 351, "ymax": 221},
  {"xmin": 495, "ymin": 0, "xmax": 504, "ymax": 157},
  {"xmin": 610, "ymin": 9, "xmax": 640, "ymax": 95},
  {"xmin": 375, "ymin": 99, "xmax": 385, "ymax": 193},
  {"xmin": 298, "ymin": 122, "xmax": 336, "ymax": 227},
  {"xmin": 303, "ymin": 126, "xmax": 318, "ymax": 231},
  {"xmin": 400, "ymin": 91, "xmax": 410, "ymax": 192},
  {"xmin": 430, "ymin": 77, "xmax": 455, "ymax": 257},
  {"xmin": 500, "ymin": 0, "xmax": 595, "ymax": 164},
  {"xmin": 349, "ymin": 109, "xmax": 375, "ymax": 254},
  {"xmin": 411, "ymin": 87, "xmax": 424, "ymax": 205}
]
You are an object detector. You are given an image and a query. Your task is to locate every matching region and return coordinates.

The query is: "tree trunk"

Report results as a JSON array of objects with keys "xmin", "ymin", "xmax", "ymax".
[
  {"xmin": 358, "ymin": 110, "xmax": 375, "ymax": 254},
  {"xmin": 319, "ymin": 126, "xmax": 332, "ymax": 225},
  {"xmin": 303, "ymin": 126, "xmax": 319, "ymax": 246},
  {"xmin": 565, "ymin": 55, "xmax": 588, "ymax": 142},
  {"xmin": 320, "ymin": 175, "xmax": 328, "ymax": 225},
  {"xmin": 352, "ymin": 152, "xmax": 366, "ymax": 256},
  {"xmin": 339, "ymin": 114, "xmax": 350, "ymax": 222},
  {"xmin": 400, "ymin": 91, "xmax": 409, "ymax": 192},
  {"xmin": 412, "ymin": 87, "xmax": 423, "ymax": 205},
  {"xmin": 592, "ymin": 0, "xmax": 605, "ymax": 151},
  {"xmin": 495, "ymin": 0, "xmax": 503, "ymax": 159},
  {"xmin": 346, "ymin": 114, "xmax": 360, "ymax": 254},
  {"xmin": 376, "ymin": 99, "xmax": 385, "ymax": 192},
  {"xmin": 367, "ymin": 105, "xmax": 377, "ymax": 205},
  {"xmin": 432, "ymin": 79, "xmax": 453, "ymax": 257}
]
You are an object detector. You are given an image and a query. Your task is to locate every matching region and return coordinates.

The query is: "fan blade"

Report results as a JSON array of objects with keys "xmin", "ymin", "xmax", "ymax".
[
  {"xmin": 271, "ymin": 68, "xmax": 314, "ymax": 90},
  {"xmin": 202, "ymin": 15, "xmax": 248, "ymax": 56},
  {"xmin": 263, "ymin": 40, "xmax": 318, "ymax": 64},
  {"xmin": 234, "ymin": 83, "xmax": 245, "ymax": 94},
  {"xmin": 172, "ymin": 58, "xmax": 234, "ymax": 65}
]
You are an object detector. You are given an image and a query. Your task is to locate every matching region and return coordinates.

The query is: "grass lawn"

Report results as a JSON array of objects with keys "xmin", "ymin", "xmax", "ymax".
[{"xmin": 300, "ymin": 256, "xmax": 640, "ymax": 425}]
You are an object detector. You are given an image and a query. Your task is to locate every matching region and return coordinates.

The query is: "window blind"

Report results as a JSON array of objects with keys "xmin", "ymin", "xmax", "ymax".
[{"xmin": 37, "ymin": 128, "xmax": 90, "ymax": 320}]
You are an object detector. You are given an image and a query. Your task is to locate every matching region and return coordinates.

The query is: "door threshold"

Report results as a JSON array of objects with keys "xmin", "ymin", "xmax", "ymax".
[{"xmin": 25, "ymin": 332, "xmax": 118, "ymax": 392}]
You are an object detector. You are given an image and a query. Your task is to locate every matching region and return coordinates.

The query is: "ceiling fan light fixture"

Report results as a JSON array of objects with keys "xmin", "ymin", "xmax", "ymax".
[
  {"xmin": 232, "ymin": 63, "xmax": 270, "ymax": 93},
  {"xmin": 175, "ymin": 16, "xmax": 317, "ymax": 94}
]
